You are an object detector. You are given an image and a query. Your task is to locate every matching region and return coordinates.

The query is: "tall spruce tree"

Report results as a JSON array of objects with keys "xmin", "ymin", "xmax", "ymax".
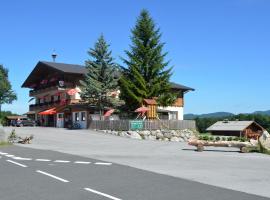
[
  {"xmin": 120, "ymin": 10, "xmax": 176, "ymax": 111},
  {"xmin": 0, "ymin": 65, "xmax": 17, "ymax": 113},
  {"xmin": 80, "ymin": 35, "xmax": 120, "ymax": 117}
]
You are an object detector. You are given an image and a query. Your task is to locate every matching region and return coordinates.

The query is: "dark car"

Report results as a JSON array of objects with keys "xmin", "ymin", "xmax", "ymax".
[{"xmin": 16, "ymin": 118, "xmax": 36, "ymax": 127}]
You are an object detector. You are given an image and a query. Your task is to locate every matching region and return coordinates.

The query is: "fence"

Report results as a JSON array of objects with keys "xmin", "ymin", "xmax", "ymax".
[{"xmin": 88, "ymin": 120, "xmax": 196, "ymax": 131}]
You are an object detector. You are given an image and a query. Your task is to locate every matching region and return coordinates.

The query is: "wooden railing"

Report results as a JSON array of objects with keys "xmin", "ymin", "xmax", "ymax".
[{"xmin": 88, "ymin": 120, "xmax": 196, "ymax": 131}]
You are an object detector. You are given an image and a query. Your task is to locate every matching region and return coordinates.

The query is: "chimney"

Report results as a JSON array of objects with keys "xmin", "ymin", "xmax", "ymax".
[{"xmin": 51, "ymin": 50, "xmax": 57, "ymax": 62}]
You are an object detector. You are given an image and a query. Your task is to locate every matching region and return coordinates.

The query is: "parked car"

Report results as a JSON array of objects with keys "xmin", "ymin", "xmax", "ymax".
[{"xmin": 15, "ymin": 118, "xmax": 36, "ymax": 127}]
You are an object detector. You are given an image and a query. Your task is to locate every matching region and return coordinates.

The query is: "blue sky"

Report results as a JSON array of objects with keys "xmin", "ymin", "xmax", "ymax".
[{"xmin": 0, "ymin": 0, "xmax": 269, "ymax": 114}]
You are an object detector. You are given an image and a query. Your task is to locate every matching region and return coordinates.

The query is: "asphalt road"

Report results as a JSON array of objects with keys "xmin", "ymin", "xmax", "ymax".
[
  {"xmin": 0, "ymin": 146, "xmax": 269, "ymax": 200},
  {"xmin": 4, "ymin": 127, "xmax": 270, "ymax": 198}
]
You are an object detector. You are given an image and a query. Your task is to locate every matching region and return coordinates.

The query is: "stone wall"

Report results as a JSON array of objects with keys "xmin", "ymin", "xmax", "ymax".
[{"xmin": 101, "ymin": 129, "xmax": 197, "ymax": 142}]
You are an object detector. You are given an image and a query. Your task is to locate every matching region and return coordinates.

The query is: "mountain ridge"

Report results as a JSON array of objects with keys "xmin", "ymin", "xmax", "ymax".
[{"xmin": 184, "ymin": 110, "xmax": 270, "ymax": 120}]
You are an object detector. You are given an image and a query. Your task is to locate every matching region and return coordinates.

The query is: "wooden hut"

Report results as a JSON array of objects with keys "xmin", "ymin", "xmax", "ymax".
[{"xmin": 206, "ymin": 120, "xmax": 264, "ymax": 139}]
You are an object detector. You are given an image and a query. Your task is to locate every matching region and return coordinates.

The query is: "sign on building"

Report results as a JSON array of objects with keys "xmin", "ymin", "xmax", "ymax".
[{"xmin": 130, "ymin": 120, "xmax": 144, "ymax": 130}]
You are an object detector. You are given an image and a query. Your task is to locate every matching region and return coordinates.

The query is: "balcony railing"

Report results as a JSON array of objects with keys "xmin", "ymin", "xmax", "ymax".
[
  {"xmin": 29, "ymin": 82, "xmax": 74, "ymax": 96},
  {"xmin": 29, "ymin": 100, "xmax": 64, "ymax": 111}
]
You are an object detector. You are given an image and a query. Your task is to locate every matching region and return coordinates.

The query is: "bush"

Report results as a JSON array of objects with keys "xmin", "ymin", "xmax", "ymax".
[
  {"xmin": 227, "ymin": 137, "xmax": 232, "ymax": 141},
  {"xmin": 215, "ymin": 136, "xmax": 221, "ymax": 141},
  {"xmin": 198, "ymin": 135, "xmax": 203, "ymax": 140},
  {"xmin": 240, "ymin": 137, "xmax": 247, "ymax": 142},
  {"xmin": 8, "ymin": 129, "xmax": 17, "ymax": 143},
  {"xmin": 233, "ymin": 137, "xmax": 239, "ymax": 141},
  {"xmin": 203, "ymin": 135, "xmax": 209, "ymax": 140},
  {"xmin": 221, "ymin": 137, "xmax": 226, "ymax": 141},
  {"xmin": 209, "ymin": 136, "xmax": 214, "ymax": 141}
]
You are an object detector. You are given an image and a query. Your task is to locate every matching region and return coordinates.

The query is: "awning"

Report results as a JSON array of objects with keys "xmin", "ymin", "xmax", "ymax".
[
  {"xmin": 67, "ymin": 88, "xmax": 79, "ymax": 95},
  {"xmin": 104, "ymin": 109, "xmax": 115, "ymax": 117},
  {"xmin": 135, "ymin": 106, "xmax": 150, "ymax": 113},
  {"xmin": 39, "ymin": 108, "xmax": 57, "ymax": 115}
]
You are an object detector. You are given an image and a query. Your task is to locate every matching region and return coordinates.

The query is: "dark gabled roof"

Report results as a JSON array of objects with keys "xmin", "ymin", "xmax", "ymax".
[
  {"xmin": 22, "ymin": 61, "xmax": 87, "ymax": 88},
  {"xmin": 22, "ymin": 61, "xmax": 195, "ymax": 92},
  {"xmin": 41, "ymin": 61, "xmax": 87, "ymax": 74},
  {"xmin": 170, "ymin": 82, "xmax": 195, "ymax": 92}
]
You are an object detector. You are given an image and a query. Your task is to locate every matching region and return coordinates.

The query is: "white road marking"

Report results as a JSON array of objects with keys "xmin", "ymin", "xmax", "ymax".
[
  {"xmin": 36, "ymin": 170, "xmax": 70, "ymax": 183},
  {"xmin": 74, "ymin": 161, "xmax": 91, "ymax": 164},
  {"xmin": 94, "ymin": 162, "xmax": 112, "ymax": 166},
  {"xmin": 54, "ymin": 160, "xmax": 70, "ymax": 163},
  {"xmin": 84, "ymin": 188, "xmax": 121, "ymax": 200},
  {"xmin": 14, "ymin": 157, "xmax": 32, "ymax": 161},
  {"xmin": 5, "ymin": 154, "xmax": 15, "ymax": 157},
  {"xmin": 0, "ymin": 152, "xmax": 8, "ymax": 155},
  {"xmin": 6, "ymin": 160, "xmax": 28, "ymax": 168},
  {"xmin": 35, "ymin": 159, "xmax": 51, "ymax": 162}
]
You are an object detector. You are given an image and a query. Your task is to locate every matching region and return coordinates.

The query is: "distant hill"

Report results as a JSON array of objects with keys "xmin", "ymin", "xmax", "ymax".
[
  {"xmin": 184, "ymin": 112, "xmax": 234, "ymax": 120},
  {"xmin": 184, "ymin": 110, "xmax": 270, "ymax": 119},
  {"xmin": 253, "ymin": 110, "xmax": 270, "ymax": 116}
]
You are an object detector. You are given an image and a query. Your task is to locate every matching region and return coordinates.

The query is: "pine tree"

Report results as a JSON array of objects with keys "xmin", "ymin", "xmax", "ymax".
[
  {"xmin": 120, "ymin": 10, "xmax": 176, "ymax": 111},
  {"xmin": 80, "ymin": 35, "xmax": 120, "ymax": 117},
  {"xmin": 0, "ymin": 65, "xmax": 17, "ymax": 113}
]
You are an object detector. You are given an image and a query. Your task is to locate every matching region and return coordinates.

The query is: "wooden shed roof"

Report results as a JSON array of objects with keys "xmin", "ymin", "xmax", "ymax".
[{"xmin": 206, "ymin": 121, "xmax": 264, "ymax": 132}]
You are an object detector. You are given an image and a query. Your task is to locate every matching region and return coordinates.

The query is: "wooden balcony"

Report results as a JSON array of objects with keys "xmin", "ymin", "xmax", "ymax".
[{"xmin": 29, "ymin": 82, "xmax": 74, "ymax": 97}]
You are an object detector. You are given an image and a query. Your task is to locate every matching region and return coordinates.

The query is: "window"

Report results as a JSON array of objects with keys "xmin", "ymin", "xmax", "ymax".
[
  {"xmin": 75, "ymin": 113, "xmax": 79, "ymax": 121},
  {"xmin": 81, "ymin": 112, "xmax": 86, "ymax": 121},
  {"xmin": 170, "ymin": 111, "xmax": 178, "ymax": 120},
  {"xmin": 58, "ymin": 113, "xmax": 64, "ymax": 119}
]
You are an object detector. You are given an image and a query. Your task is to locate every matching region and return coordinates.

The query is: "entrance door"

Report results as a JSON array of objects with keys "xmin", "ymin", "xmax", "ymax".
[
  {"xmin": 64, "ymin": 112, "xmax": 72, "ymax": 128},
  {"xmin": 48, "ymin": 115, "xmax": 55, "ymax": 127},
  {"xmin": 57, "ymin": 113, "xmax": 64, "ymax": 128}
]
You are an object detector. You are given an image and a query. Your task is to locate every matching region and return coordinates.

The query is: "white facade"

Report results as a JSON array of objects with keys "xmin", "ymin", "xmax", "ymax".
[{"xmin": 158, "ymin": 106, "xmax": 184, "ymax": 120}]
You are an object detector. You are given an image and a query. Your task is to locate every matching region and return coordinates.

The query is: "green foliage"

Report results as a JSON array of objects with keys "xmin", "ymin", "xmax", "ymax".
[
  {"xmin": 80, "ymin": 35, "xmax": 121, "ymax": 115},
  {"xmin": 215, "ymin": 136, "xmax": 220, "ymax": 141},
  {"xmin": 0, "ymin": 65, "xmax": 17, "ymax": 112},
  {"xmin": 8, "ymin": 129, "xmax": 17, "ymax": 143},
  {"xmin": 0, "ymin": 110, "xmax": 18, "ymax": 125},
  {"xmin": 221, "ymin": 137, "xmax": 226, "ymax": 141},
  {"xmin": 240, "ymin": 137, "xmax": 248, "ymax": 142},
  {"xmin": 119, "ymin": 10, "xmax": 175, "ymax": 111},
  {"xmin": 202, "ymin": 135, "xmax": 209, "ymax": 140},
  {"xmin": 227, "ymin": 137, "xmax": 232, "ymax": 141},
  {"xmin": 209, "ymin": 136, "xmax": 214, "ymax": 141}
]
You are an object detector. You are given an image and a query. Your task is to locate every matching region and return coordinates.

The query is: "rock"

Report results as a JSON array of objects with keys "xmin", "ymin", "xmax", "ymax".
[
  {"xmin": 259, "ymin": 130, "xmax": 270, "ymax": 152},
  {"xmin": 0, "ymin": 125, "xmax": 7, "ymax": 142},
  {"xmin": 163, "ymin": 138, "xmax": 169, "ymax": 142},
  {"xmin": 163, "ymin": 131, "xmax": 172, "ymax": 139},
  {"xmin": 154, "ymin": 130, "xmax": 161, "ymax": 136},
  {"xmin": 156, "ymin": 131, "xmax": 164, "ymax": 139},
  {"xmin": 140, "ymin": 130, "xmax": 151, "ymax": 136},
  {"xmin": 170, "ymin": 137, "xmax": 180, "ymax": 142},
  {"xmin": 148, "ymin": 135, "xmax": 156, "ymax": 140},
  {"xmin": 111, "ymin": 131, "xmax": 118, "ymax": 136},
  {"xmin": 250, "ymin": 139, "xmax": 258, "ymax": 146},
  {"xmin": 178, "ymin": 138, "xmax": 185, "ymax": 142},
  {"xmin": 119, "ymin": 131, "xmax": 128, "ymax": 137},
  {"xmin": 171, "ymin": 130, "xmax": 178, "ymax": 137},
  {"xmin": 127, "ymin": 131, "xmax": 142, "ymax": 140}
]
